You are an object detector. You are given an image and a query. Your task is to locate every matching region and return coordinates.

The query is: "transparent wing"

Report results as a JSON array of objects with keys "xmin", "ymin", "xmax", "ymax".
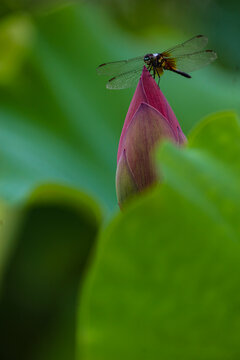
[
  {"xmin": 97, "ymin": 56, "xmax": 144, "ymax": 77},
  {"xmin": 106, "ymin": 68, "xmax": 143, "ymax": 89},
  {"xmin": 164, "ymin": 35, "xmax": 208, "ymax": 57},
  {"xmin": 175, "ymin": 50, "xmax": 217, "ymax": 73}
]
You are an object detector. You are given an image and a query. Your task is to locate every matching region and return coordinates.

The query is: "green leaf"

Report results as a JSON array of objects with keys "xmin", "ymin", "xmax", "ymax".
[
  {"xmin": 189, "ymin": 111, "xmax": 240, "ymax": 174},
  {"xmin": 0, "ymin": 13, "xmax": 33, "ymax": 84},
  {"xmin": 78, "ymin": 112, "xmax": 240, "ymax": 360},
  {"xmin": 0, "ymin": 201, "xmax": 18, "ymax": 284},
  {"xmin": 0, "ymin": 183, "xmax": 101, "ymax": 360},
  {"xmin": 158, "ymin": 111, "xmax": 240, "ymax": 241}
]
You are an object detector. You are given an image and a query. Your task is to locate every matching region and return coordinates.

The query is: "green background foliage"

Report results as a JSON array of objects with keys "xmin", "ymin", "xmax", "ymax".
[{"xmin": 0, "ymin": 1, "xmax": 239, "ymax": 359}]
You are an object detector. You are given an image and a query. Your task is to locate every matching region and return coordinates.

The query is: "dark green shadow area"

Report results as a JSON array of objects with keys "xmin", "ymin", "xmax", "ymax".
[{"xmin": 0, "ymin": 184, "xmax": 101, "ymax": 360}]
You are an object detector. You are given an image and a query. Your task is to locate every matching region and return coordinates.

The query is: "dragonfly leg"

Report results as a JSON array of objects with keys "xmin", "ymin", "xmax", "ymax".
[
  {"xmin": 154, "ymin": 67, "xmax": 160, "ymax": 87},
  {"xmin": 156, "ymin": 69, "xmax": 161, "ymax": 86},
  {"xmin": 147, "ymin": 64, "xmax": 152, "ymax": 73}
]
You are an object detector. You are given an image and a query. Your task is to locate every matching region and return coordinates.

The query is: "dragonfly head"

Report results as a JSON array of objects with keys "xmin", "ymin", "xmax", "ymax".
[{"xmin": 144, "ymin": 54, "xmax": 153, "ymax": 65}]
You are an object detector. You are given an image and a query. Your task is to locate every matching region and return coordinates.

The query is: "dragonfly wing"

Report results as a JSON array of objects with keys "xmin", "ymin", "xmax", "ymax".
[
  {"xmin": 175, "ymin": 50, "xmax": 217, "ymax": 73},
  {"xmin": 106, "ymin": 68, "xmax": 143, "ymax": 89},
  {"xmin": 97, "ymin": 56, "xmax": 144, "ymax": 77},
  {"xmin": 164, "ymin": 35, "xmax": 208, "ymax": 57}
]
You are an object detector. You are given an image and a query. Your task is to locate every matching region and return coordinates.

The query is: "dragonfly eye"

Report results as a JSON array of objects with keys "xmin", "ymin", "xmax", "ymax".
[{"xmin": 144, "ymin": 55, "xmax": 151, "ymax": 63}]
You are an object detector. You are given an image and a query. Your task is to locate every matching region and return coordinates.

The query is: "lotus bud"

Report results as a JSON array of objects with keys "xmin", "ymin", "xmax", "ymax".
[{"xmin": 116, "ymin": 66, "xmax": 186, "ymax": 207}]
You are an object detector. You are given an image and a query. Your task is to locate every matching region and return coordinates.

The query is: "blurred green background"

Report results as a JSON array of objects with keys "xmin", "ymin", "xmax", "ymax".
[
  {"xmin": 0, "ymin": 0, "xmax": 239, "ymax": 214},
  {"xmin": 0, "ymin": 1, "xmax": 239, "ymax": 359}
]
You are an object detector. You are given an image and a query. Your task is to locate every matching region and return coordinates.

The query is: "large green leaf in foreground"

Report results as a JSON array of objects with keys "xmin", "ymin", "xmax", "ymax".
[
  {"xmin": 78, "ymin": 112, "xmax": 240, "ymax": 360},
  {"xmin": 0, "ymin": 184, "xmax": 101, "ymax": 360}
]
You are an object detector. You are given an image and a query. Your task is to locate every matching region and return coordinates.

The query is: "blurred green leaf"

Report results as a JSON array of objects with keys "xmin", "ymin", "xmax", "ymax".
[
  {"xmin": 0, "ymin": 5, "xmax": 123, "ymax": 214},
  {"xmin": 0, "ymin": 183, "xmax": 101, "ymax": 360},
  {"xmin": 158, "ymin": 111, "xmax": 240, "ymax": 241},
  {"xmin": 78, "ymin": 112, "xmax": 240, "ymax": 359},
  {"xmin": 0, "ymin": 13, "xmax": 33, "ymax": 84},
  {"xmin": 0, "ymin": 201, "xmax": 18, "ymax": 284}
]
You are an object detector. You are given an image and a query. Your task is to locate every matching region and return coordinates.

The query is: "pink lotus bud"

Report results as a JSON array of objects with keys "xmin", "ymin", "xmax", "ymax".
[{"xmin": 116, "ymin": 66, "xmax": 186, "ymax": 207}]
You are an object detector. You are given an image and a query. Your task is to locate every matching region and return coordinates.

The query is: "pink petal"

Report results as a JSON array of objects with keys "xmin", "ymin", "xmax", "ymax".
[
  {"xmin": 116, "ymin": 149, "xmax": 138, "ymax": 206},
  {"xmin": 140, "ymin": 67, "xmax": 185, "ymax": 142},
  {"xmin": 122, "ymin": 102, "xmax": 176, "ymax": 190},
  {"xmin": 117, "ymin": 66, "xmax": 186, "ymax": 163},
  {"xmin": 117, "ymin": 68, "xmax": 147, "ymax": 163}
]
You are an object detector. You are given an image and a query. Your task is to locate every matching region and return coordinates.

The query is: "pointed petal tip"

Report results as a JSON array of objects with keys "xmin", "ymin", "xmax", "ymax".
[
  {"xmin": 141, "ymin": 65, "xmax": 156, "ymax": 84},
  {"xmin": 139, "ymin": 66, "xmax": 186, "ymax": 138}
]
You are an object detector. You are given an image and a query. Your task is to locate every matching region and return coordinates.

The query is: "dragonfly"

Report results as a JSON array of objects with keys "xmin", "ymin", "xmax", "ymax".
[{"xmin": 97, "ymin": 35, "xmax": 217, "ymax": 89}]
